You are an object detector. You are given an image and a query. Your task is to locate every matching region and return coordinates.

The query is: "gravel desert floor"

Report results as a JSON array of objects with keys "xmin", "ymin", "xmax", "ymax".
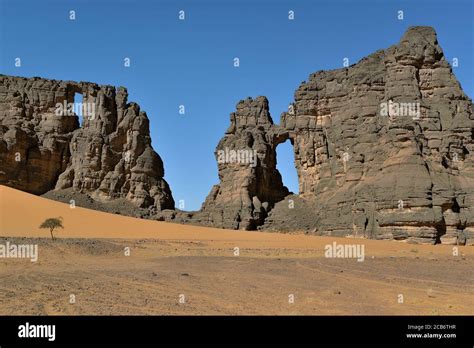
[{"xmin": 1, "ymin": 185, "xmax": 473, "ymax": 315}]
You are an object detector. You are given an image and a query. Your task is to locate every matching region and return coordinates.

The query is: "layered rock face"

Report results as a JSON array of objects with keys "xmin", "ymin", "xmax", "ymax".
[
  {"xmin": 0, "ymin": 76, "xmax": 174, "ymax": 211},
  {"xmin": 1, "ymin": 26, "xmax": 472, "ymax": 245},
  {"xmin": 283, "ymin": 26, "xmax": 474, "ymax": 245},
  {"xmin": 194, "ymin": 97, "xmax": 289, "ymax": 229},
  {"xmin": 203, "ymin": 26, "xmax": 474, "ymax": 244}
]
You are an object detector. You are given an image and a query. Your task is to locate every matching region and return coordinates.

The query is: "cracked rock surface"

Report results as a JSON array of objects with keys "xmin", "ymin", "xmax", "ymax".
[
  {"xmin": 198, "ymin": 26, "xmax": 474, "ymax": 245},
  {"xmin": 0, "ymin": 76, "xmax": 174, "ymax": 211},
  {"xmin": 1, "ymin": 26, "xmax": 473, "ymax": 245}
]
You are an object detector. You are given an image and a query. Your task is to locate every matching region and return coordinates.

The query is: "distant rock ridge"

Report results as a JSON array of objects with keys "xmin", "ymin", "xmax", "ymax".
[{"xmin": 1, "ymin": 26, "xmax": 473, "ymax": 245}]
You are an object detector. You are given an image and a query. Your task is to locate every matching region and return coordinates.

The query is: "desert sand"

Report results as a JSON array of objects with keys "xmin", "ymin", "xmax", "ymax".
[{"xmin": 0, "ymin": 185, "xmax": 473, "ymax": 315}]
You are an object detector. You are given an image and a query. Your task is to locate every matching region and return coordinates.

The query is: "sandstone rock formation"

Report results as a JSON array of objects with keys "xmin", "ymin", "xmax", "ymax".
[
  {"xmin": 201, "ymin": 26, "xmax": 474, "ymax": 245},
  {"xmin": 0, "ymin": 76, "xmax": 174, "ymax": 211},
  {"xmin": 191, "ymin": 96, "xmax": 289, "ymax": 230},
  {"xmin": 1, "ymin": 26, "xmax": 472, "ymax": 245}
]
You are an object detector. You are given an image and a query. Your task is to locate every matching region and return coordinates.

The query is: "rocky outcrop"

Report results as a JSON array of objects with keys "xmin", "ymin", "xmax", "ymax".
[
  {"xmin": 192, "ymin": 96, "xmax": 289, "ymax": 230},
  {"xmin": 1, "ymin": 26, "xmax": 472, "ymax": 245},
  {"xmin": 202, "ymin": 26, "xmax": 474, "ymax": 244},
  {"xmin": 0, "ymin": 76, "xmax": 174, "ymax": 211}
]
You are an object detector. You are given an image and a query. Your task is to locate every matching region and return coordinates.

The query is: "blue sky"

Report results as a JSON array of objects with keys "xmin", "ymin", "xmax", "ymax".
[{"xmin": 1, "ymin": 0, "xmax": 472, "ymax": 210}]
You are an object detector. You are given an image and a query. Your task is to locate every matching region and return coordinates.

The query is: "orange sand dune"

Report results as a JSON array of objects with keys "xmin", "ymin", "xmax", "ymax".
[
  {"xmin": 1, "ymin": 185, "xmax": 279, "ymax": 240},
  {"xmin": 1, "ymin": 185, "xmax": 471, "ymax": 257},
  {"xmin": 0, "ymin": 186, "xmax": 474, "ymax": 255}
]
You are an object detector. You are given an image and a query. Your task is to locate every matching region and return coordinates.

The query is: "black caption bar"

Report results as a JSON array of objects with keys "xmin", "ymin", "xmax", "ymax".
[{"xmin": 0, "ymin": 316, "xmax": 472, "ymax": 346}]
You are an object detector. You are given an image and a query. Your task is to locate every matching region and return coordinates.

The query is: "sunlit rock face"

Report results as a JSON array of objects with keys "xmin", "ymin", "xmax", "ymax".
[
  {"xmin": 1, "ymin": 26, "xmax": 473, "ymax": 245},
  {"xmin": 195, "ymin": 96, "xmax": 290, "ymax": 230},
  {"xmin": 0, "ymin": 76, "xmax": 174, "ymax": 211},
  {"xmin": 202, "ymin": 27, "xmax": 474, "ymax": 244}
]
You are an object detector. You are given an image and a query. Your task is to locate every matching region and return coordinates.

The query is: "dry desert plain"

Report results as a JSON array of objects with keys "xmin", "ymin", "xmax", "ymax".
[{"xmin": 0, "ymin": 185, "xmax": 473, "ymax": 315}]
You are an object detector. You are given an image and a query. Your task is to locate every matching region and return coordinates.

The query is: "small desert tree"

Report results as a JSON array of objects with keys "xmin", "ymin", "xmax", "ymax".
[{"xmin": 39, "ymin": 217, "xmax": 64, "ymax": 240}]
